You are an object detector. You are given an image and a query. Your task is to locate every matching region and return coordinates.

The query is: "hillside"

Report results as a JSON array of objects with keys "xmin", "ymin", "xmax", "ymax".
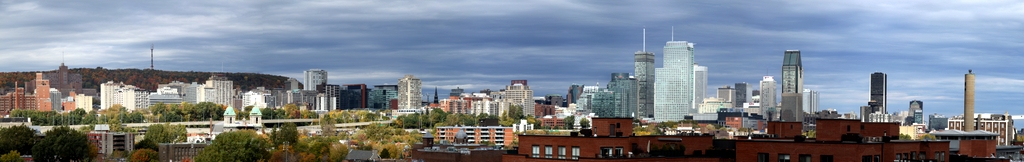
[{"xmin": 0, "ymin": 67, "xmax": 295, "ymax": 91}]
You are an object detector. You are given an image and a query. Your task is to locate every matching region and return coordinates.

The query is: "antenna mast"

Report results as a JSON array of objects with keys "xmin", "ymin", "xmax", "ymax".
[
  {"xmin": 671, "ymin": 26, "xmax": 675, "ymax": 41},
  {"xmin": 642, "ymin": 27, "xmax": 646, "ymax": 52},
  {"xmin": 150, "ymin": 44, "xmax": 154, "ymax": 70}
]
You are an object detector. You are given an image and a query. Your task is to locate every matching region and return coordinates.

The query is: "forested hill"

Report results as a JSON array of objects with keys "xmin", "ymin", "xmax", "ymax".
[{"xmin": 0, "ymin": 67, "xmax": 294, "ymax": 91}]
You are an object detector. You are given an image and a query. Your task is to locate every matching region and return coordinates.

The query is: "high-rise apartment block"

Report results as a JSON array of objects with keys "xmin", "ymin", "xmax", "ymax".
[
  {"xmin": 654, "ymin": 41, "xmax": 695, "ymax": 122},
  {"xmin": 200, "ymin": 74, "xmax": 234, "ymax": 107},
  {"xmin": 397, "ymin": 75, "xmax": 422, "ymax": 109},
  {"xmin": 100, "ymin": 81, "xmax": 149, "ymax": 111},
  {"xmin": 634, "ymin": 51, "xmax": 655, "ymax": 118},
  {"xmin": 759, "ymin": 76, "xmax": 777, "ymax": 120},
  {"xmin": 303, "ymin": 69, "xmax": 328, "ymax": 91},
  {"xmin": 780, "ymin": 50, "xmax": 803, "ymax": 122},
  {"xmin": 802, "ymin": 89, "xmax": 818, "ymax": 114},
  {"xmin": 693, "ymin": 64, "xmax": 707, "ymax": 110},
  {"xmin": 505, "ymin": 80, "xmax": 534, "ymax": 116}
]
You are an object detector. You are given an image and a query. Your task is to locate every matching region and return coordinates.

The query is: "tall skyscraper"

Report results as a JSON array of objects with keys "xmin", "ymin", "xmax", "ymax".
[
  {"xmin": 780, "ymin": 50, "xmax": 803, "ymax": 122},
  {"xmin": 566, "ymin": 84, "xmax": 584, "ymax": 106},
  {"xmin": 635, "ymin": 50, "xmax": 656, "ymax": 118},
  {"xmin": 654, "ymin": 41, "xmax": 695, "ymax": 122},
  {"xmin": 802, "ymin": 89, "xmax": 819, "ymax": 113},
  {"xmin": 605, "ymin": 73, "xmax": 638, "ymax": 118},
  {"xmin": 759, "ymin": 76, "xmax": 777, "ymax": 120},
  {"xmin": 304, "ymin": 69, "xmax": 328, "ymax": 90},
  {"xmin": 733, "ymin": 83, "xmax": 752, "ymax": 108},
  {"xmin": 397, "ymin": 75, "xmax": 422, "ymax": 109},
  {"xmin": 870, "ymin": 72, "xmax": 887, "ymax": 114},
  {"xmin": 910, "ymin": 100, "xmax": 924, "ymax": 124},
  {"xmin": 693, "ymin": 64, "xmax": 707, "ymax": 110}
]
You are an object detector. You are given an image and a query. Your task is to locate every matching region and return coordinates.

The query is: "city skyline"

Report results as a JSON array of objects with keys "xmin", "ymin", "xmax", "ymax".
[{"xmin": 2, "ymin": 1, "xmax": 1024, "ymax": 118}]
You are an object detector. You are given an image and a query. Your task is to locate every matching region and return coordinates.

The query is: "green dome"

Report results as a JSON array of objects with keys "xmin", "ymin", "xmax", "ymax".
[
  {"xmin": 249, "ymin": 107, "xmax": 262, "ymax": 116},
  {"xmin": 224, "ymin": 106, "xmax": 237, "ymax": 116}
]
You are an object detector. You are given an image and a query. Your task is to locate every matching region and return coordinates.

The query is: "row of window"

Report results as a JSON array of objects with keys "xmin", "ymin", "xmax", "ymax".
[
  {"xmin": 532, "ymin": 145, "xmax": 580, "ymax": 160},
  {"xmin": 757, "ymin": 152, "xmax": 946, "ymax": 162}
]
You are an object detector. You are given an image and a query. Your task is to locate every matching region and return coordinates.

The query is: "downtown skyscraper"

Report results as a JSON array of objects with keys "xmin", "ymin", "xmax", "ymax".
[
  {"xmin": 759, "ymin": 76, "xmax": 777, "ymax": 120},
  {"xmin": 780, "ymin": 50, "xmax": 803, "ymax": 122},
  {"xmin": 596, "ymin": 73, "xmax": 638, "ymax": 118},
  {"xmin": 304, "ymin": 69, "xmax": 328, "ymax": 90},
  {"xmin": 654, "ymin": 41, "xmax": 695, "ymax": 122},
  {"xmin": 635, "ymin": 50, "xmax": 655, "ymax": 118},
  {"xmin": 693, "ymin": 64, "xmax": 707, "ymax": 110}
]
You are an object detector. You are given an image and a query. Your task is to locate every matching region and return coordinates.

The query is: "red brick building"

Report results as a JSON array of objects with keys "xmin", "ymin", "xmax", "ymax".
[
  {"xmin": 504, "ymin": 118, "xmax": 726, "ymax": 161},
  {"xmin": 534, "ymin": 103, "xmax": 555, "ymax": 117},
  {"xmin": 436, "ymin": 126, "xmax": 515, "ymax": 146},
  {"xmin": 537, "ymin": 116, "xmax": 565, "ymax": 128},
  {"xmin": 740, "ymin": 119, "xmax": 950, "ymax": 162},
  {"xmin": 411, "ymin": 131, "xmax": 507, "ymax": 162},
  {"xmin": 0, "ymin": 83, "xmax": 37, "ymax": 116}
]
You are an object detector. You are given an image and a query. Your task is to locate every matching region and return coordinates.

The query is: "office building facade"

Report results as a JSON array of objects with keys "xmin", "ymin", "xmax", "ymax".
[
  {"xmin": 654, "ymin": 41, "xmax": 695, "ymax": 122},
  {"xmin": 759, "ymin": 76, "xmax": 777, "ymax": 120},
  {"xmin": 780, "ymin": 50, "xmax": 803, "ymax": 122},
  {"xmin": 693, "ymin": 64, "xmax": 707, "ymax": 110},
  {"xmin": 505, "ymin": 80, "xmax": 535, "ymax": 116},
  {"xmin": 870, "ymin": 72, "xmax": 887, "ymax": 114},
  {"xmin": 634, "ymin": 51, "xmax": 655, "ymax": 118},
  {"xmin": 802, "ymin": 89, "xmax": 818, "ymax": 114},
  {"xmin": 370, "ymin": 85, "xmax": 398, "ymax": 109},
  {"xmin": 733, "ymin": 83, "xmax": 751, "ymax": 108},
  {"xmin": 603, "ymin": 73, "xmax": 637, "ymax": 118}
]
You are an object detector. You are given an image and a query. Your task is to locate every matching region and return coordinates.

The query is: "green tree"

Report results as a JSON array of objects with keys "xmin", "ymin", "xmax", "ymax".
[
  {"xmin": 328, "ymin": 143, "xmax": 349, "ymax": 162},
  {"xmin": 379, "ymin": 148, "xmax": 392, "ymax": 159},
  {"xmin": 129, "ymin": 148, "xmax": 158, "ymax": 162},
  {"xmin": 271, "ymin": 123, "xmax": 299, "ymax": 147},
  {"xmin": 0, "ymin": 150, "xmax": 24, "ymax": 162},
  {"xmin": 0, "ymin": 125, "xmax": 37, "ymax": 155},
  {"xmin": 899, "ymin": 133, "xmax": 913, "ymax": 140},
  {"xmin": 145, "ymin": 123, "xmax": 187, "ymax": 143},
  {"xmin": 321, "ymin": 116, "xmax": 336, "ymax": 136},
  {"xmin": 32, "ymin": 126, "xmax": 90, "ymax": 162},
  {"xmin": 135, "ymin": 138, "xmax": 158, "ymax": 151},
  {"xmin": 563, "ymin": 116, "xmax": 575, "ymax": 129},
  {"xmin": 579, "ymin": 118, "xmax": 590, "ymax": 128},
  {"xmin": 922, "ymin": 134, "xmax": 937, "ymax": 140},
  {"xmin": 194, "ymin": 130, "xmax": 271, "ymax": 162}
]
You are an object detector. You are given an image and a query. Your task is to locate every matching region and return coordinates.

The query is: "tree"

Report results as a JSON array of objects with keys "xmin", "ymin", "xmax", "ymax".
[
  {"xmin": 563, "ymin": 116, "xmax": 576, "ymax": 129},
  {"xmin": 145, "ymin": 123, "xmax": 187, "ymax": 143},
  {"xmin": 271, "ymin": 123, "xmax": 299, "ymax": 147},
  {"xmin": 579, "ymin": 118, "xmax": 591, "ymax": 128},
  {"xmin": 922, "ymin": 134, "xmax": 937, "ymax": 140},
  {"xmin": 328, "ymin": 143, "xmax": 349, "ymax": 162},
  {"xmin": 129, "ymin": 148, "xmax": 158, "ymax": 162},
  {"xmin": 0, "ymin": 125, "xmax": 37, "ymax": 155},
  {"xmin": 0, "ymin": 150, "xmax": 24, "ymax": 162},
  {"xmin": 135, "ymin": 138, "xmax": 158, "ymax": 151},
  {"xmin": 194, "ymin": 130, "xmax": 271, "ymax": 162},
  {"xmin": 32, "ymin": 126, "xmax": 90, "ymax": 162},
  {"xmin": 899, "ymin": 133, "xmax": 913, "ymax": 140},
  {"xmin": 321, "ymin": 116, "xmax": 336, "ymax": 136},
  {"xmin": 379, "ymin": 148, "xmax": 392, "ymax": 159}
]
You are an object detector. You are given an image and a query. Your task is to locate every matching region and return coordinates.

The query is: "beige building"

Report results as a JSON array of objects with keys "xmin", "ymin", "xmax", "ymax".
[
  {"xmin": 200, "ymin": 75, "xmax": 234, "ymax": 106},
  {"xmin": 398, "ymin": 75, "xmax": 422, "ymax": 109},
  {"xmin": 100, "ymin": 81, "xmax": 147, "ymax": 110},
  {"xmin": 504, "ymin": 80, "xmax": 534, "ymax": 116},
  {"xmin": 75, "ymin": 93, "xmax": 93, "ymax": 111},
  {"xmin": 948, "ymin": 113, "xmax": 1015, "ymax": 145},
  {"xmin": 698, "ymin": 97, "xmax": 732, "ymax": 114}
]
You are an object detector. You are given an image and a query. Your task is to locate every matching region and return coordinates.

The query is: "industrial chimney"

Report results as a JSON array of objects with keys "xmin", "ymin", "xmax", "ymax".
[{"xmin": 965, "ymin": 70, "xmax": 975, "ymax": 131}]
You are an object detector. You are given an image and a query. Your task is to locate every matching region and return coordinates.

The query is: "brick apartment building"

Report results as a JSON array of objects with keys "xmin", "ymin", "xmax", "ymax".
[{"xmin": 437, "ymin": 126, "xmax": 515, "ymax": 146}]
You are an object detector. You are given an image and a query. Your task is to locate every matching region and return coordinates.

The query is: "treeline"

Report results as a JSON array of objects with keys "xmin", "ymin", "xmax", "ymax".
[
  {"xmin": 0, "ymin": 67, "xmax": 293, "ymax": 91},
  {"xmin": 9, "ymin": 102, "xmax": 318, "ymax": 126}
]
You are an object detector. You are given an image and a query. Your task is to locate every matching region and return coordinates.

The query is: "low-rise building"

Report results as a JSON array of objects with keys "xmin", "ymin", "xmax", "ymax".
[
  {"xmin": 437, "ymin": 126, "xmax": 514, "ymax": 146},
  {"xmin": 87, "ymin": 125, "xmax": 136, "ymax": 159},
  {"xmin": 948, "ymin": 113, "xmax": 1015, "ymax": 145},
  {"xmin": 158, "ymin": 143, "xmax": 208, "ymax": 162}
]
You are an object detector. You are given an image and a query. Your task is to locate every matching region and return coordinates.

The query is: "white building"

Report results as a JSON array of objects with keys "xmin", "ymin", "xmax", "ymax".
[
  {"xmin": 397, "ymin": 75, "xmax": 422, "ymax": 109},
  {"xmin": 802, "ymin": 89, "xmax": 819, "ymax": 114},
  {"xmin": 200, "ymin": 75, "xmax": 233, "ymax": 106},
  {"xmin": 654, "ymin": 41, "xmax": 695, "ymax": 122},
  {"xmin": 948, "ymin": 113, "xmax": 1016, "ymax": 145},
  {"xmin": 100, "ymin": 81, "xmax": 148, "ymax": 111},
  {"xmin": 693, "ymin": 64, "xmax": 708, "ymax": 110},
  {"xmin": 698, "ymin": 97, "xmax": 731, "ymax": 114},
  {"xmin": 241, "ymin": 90, "xmax": 269, "ymax": 108},
  {"xmin": 303, "ymin": 69, "xmax": 327, "ymax": 91},
  {"xmin": 149, "ymin": 87, "xmax": 183, "ymax": 106},
  {"xmin": 759, "ymin": 76, "xmax": 777, "ymax": 119}
]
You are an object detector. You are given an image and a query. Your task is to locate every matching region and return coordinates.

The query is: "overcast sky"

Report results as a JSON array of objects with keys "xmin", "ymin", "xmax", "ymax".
[{"xmin": 3, "ymin": 0, "xmax": 1023, "ymax": 118}]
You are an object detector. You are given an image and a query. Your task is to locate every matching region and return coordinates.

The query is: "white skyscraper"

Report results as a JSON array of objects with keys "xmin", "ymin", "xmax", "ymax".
[
  {"xmin": 803, "ymin": 89, "xmax": 819, "ymax": 113},
  {"xmin": 654, "ymin": 41, "xmax": 695, "ymax": 122},
  {"xmin": 397, "ymin": 75, "xmax": 422, "ymax": 109},
  {"xmin": 304, "ymin": 69, "xmax": 328, "ymax": 90},
  {"xmin": 693, "ymin": 64, "xmax": 707, "ymax": 110},
  {"xmin": 759, "ymin": 76, "xmax": 778, "ymax": 120}
]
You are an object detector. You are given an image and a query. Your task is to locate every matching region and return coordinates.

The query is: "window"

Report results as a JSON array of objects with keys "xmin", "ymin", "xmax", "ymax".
[
  {"xmin": 918, "ymin": 152, "xmax": 925, "ymax": 160},
  {"xmin": 601, "ymin": 147, "xmax": 613, "ymax": 157},
  {"xmin": 615, "ymin": 147, "xmax": 624, "ymax": 157},
  {"xmin": 874, "ymin": 155, "xmax": 880, "ymax": 162},
  {"xmin": 758, "ymin": 153, "xmax": 770, "ymax": 162},
  {"xmin": 545, "ymin": 145, "xmax": 553, "ymax": 158},
  {"xmin": 895, "ymin": 153, "xmax": 901, "ymax": 160},
  {"xmin": 799, "ymin": 154, "xmax": 811, "ymax": 162},
  {"xmin": 861, "ymin": 156, "xmax": 871, "ymax": 162},
  {"xmin": 532, "ymin": 145, "xmax": 539, "ymax": 158},
  {"xmin": 847, "ymin": 125, "xmax": 851, "ymax": 132},
  {"xmin": 820, "ymin": 155, "xmax": 834, "ymax": 162},
  {"xmin": 558, "ymin": 146, "xmax": 566, "ymax": 159},
  {"xmin": 778, "ymin": 154, "xmax": 790, "ymax": 162},
  {"xmin": 572, "ymin": 146, "xmax": 580, "ymax": 160}
]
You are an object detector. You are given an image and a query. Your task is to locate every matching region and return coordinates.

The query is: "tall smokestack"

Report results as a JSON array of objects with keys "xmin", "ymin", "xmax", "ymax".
[{"xmin": 965, "ymin": 70, "xmax": 975, "ymax": 131}]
